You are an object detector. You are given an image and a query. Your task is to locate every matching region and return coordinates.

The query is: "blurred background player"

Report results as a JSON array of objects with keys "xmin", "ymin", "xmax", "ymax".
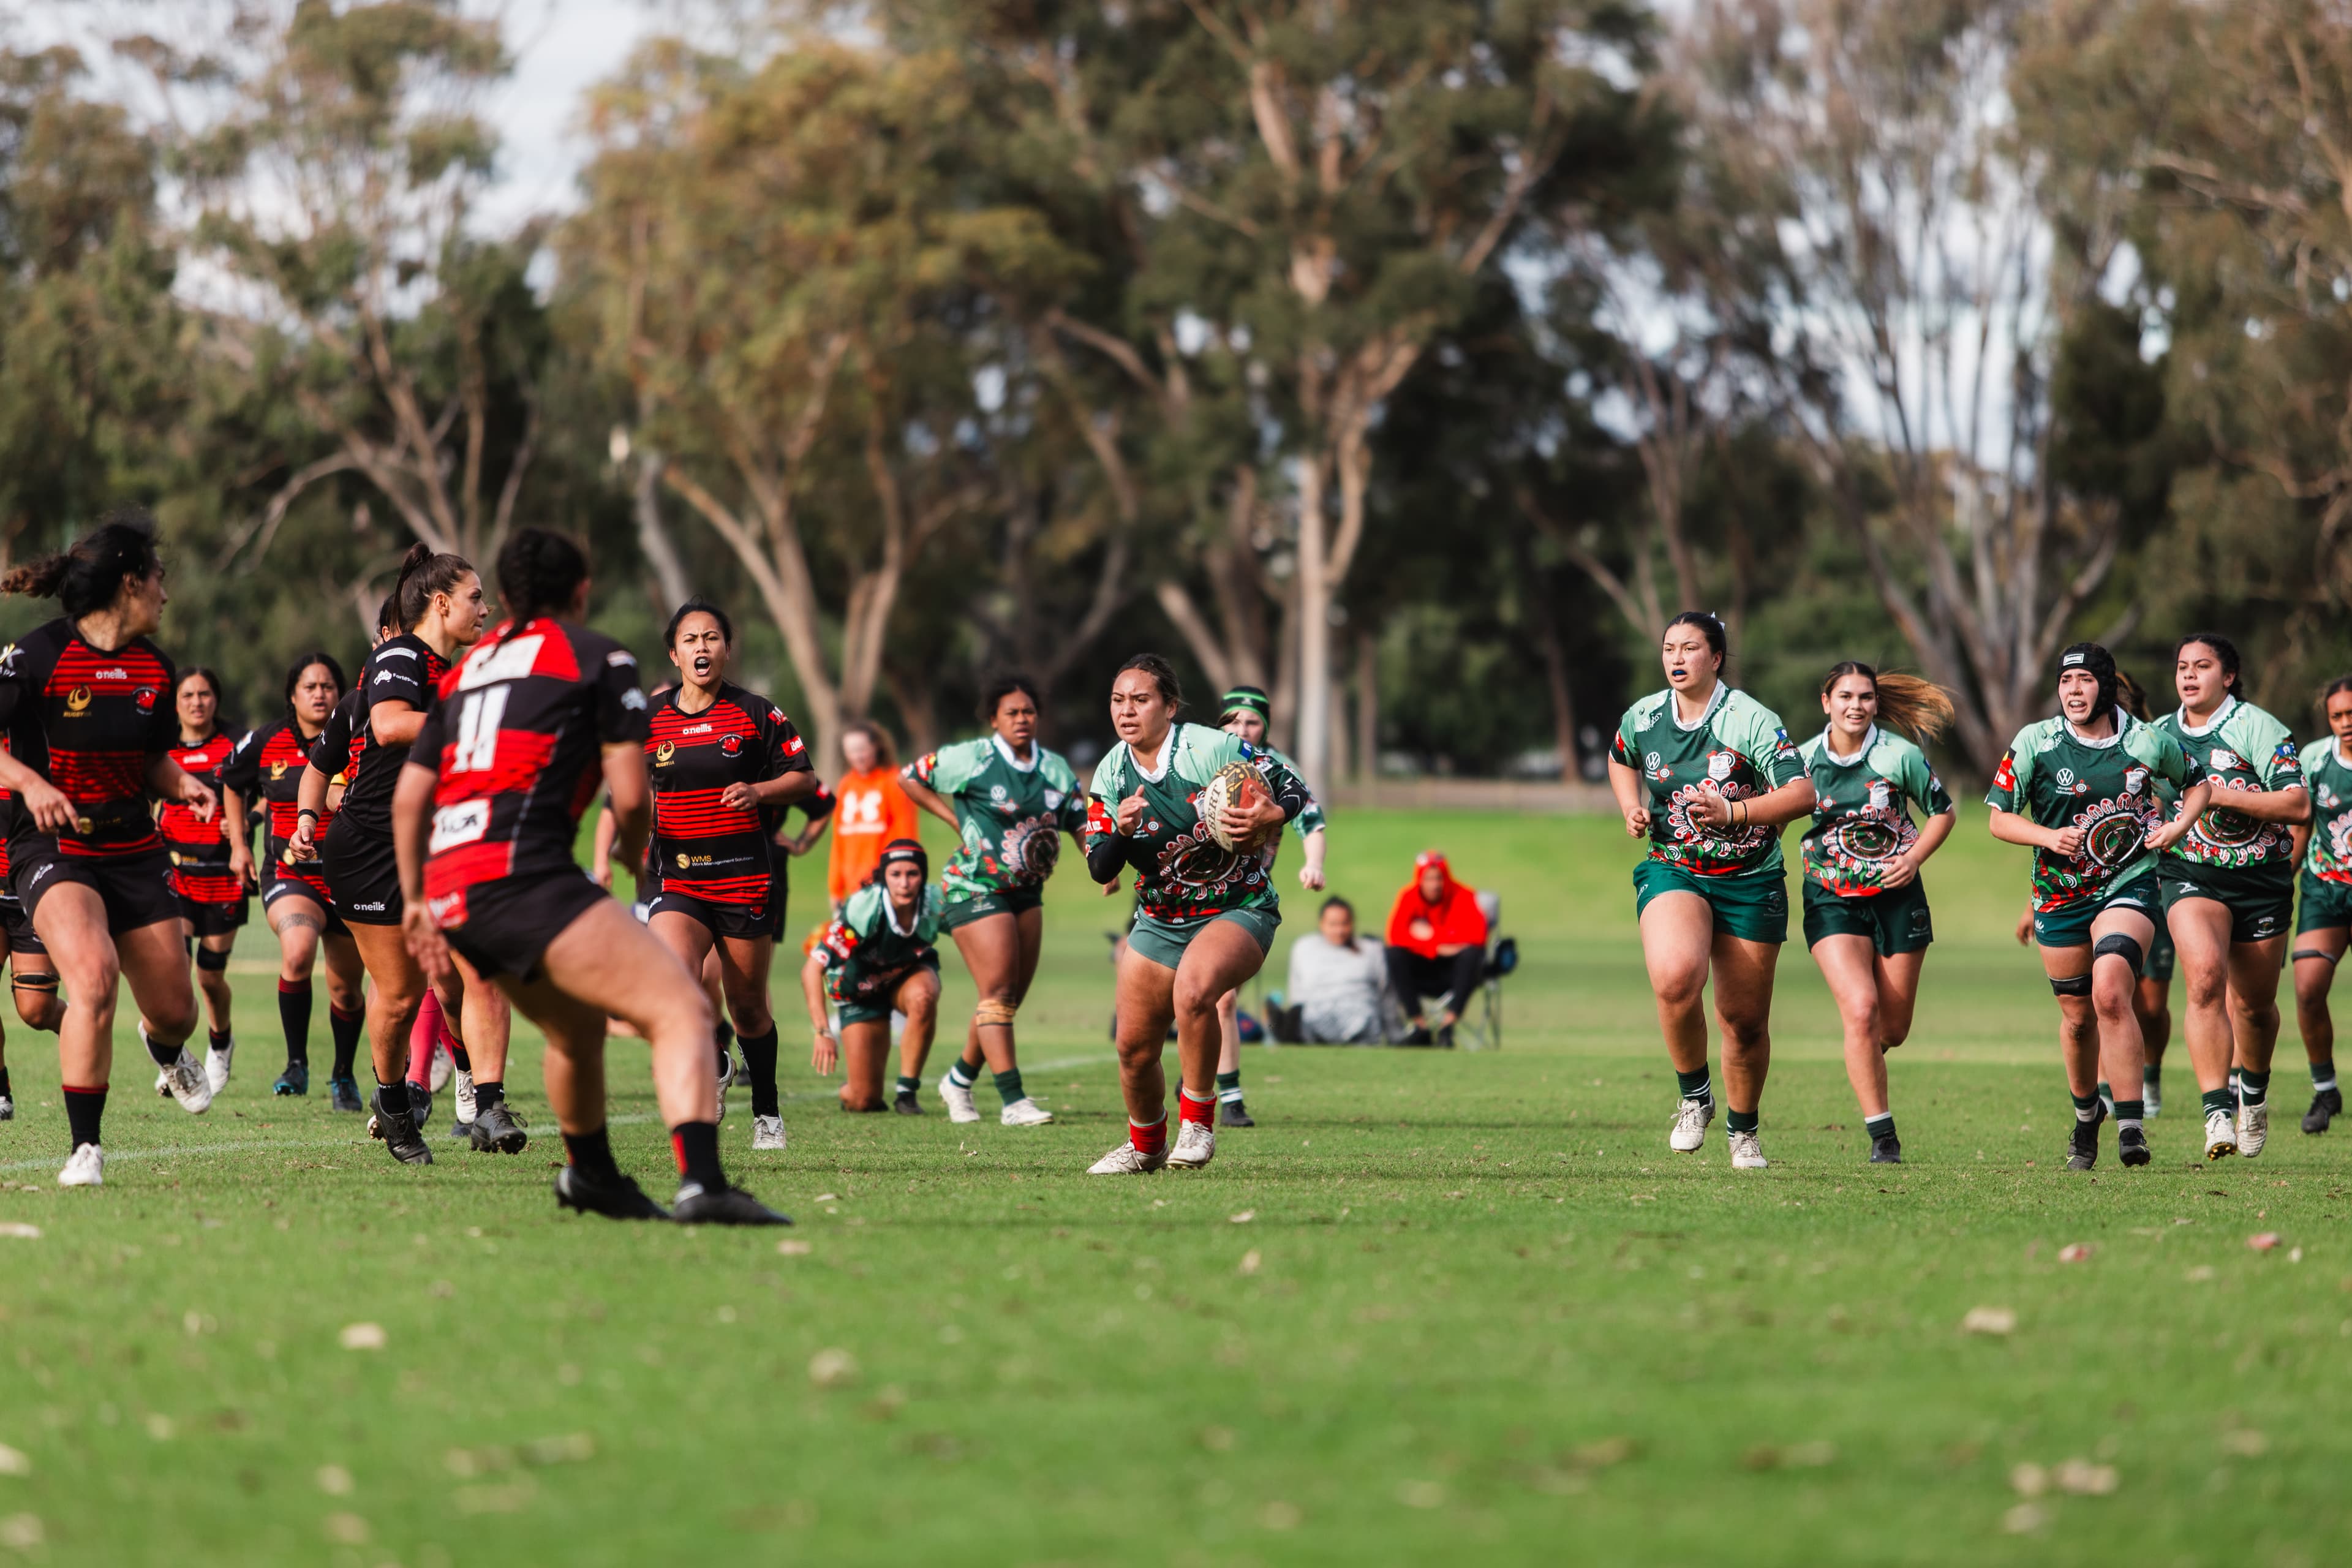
[
  {"xmin": 813, "ymin": 720, "xmax": 916, "ymax": 919},
  {"xmin": 2289, "ymin": 676, "xmax": 2352, "ymax": 1134},
  {"xmin": 1207, "ymin": 684, "xmax": 1324, "ymax": 1125},
  {"xmin": 0, "ymin": 513, "xmax": 221, "ymax": 1187},
  {"xmin": 901, "ymin": 674, "xmax": 1086, "ymax": 1128},
  {"xmin": 802, "ymin": 839, "xmax": 941, "ymax": 1112},
  {"xmin": 159, "ymin": 666, "xmax": 246, "ymax": 1095},
  {"xmin": 640, "ymin": 598, "xmax": 820, "ymax": 1152},
  {"xmin": 394, "ymin": 527, "xmax": 786, "ymax": 1224},
  {"xmin": 0, "ymin": 741, "xmax": 66, "ymax": 1120},
  {"xmin": 218, "ymin": 652, "xmax": 361, "ymax": 1099}
]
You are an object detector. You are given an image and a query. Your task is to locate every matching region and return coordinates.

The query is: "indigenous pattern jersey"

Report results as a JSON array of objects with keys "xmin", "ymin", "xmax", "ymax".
[
  {"xmin": 815, "ymin": 881, "xmax": 942, "ymax": 1007},
  {"xmin": 410, "ymin": 617, "xmax": 648, "ymax": 926},
  {"xmin": 1986, "ymin": 709, "xmax": 2198, "ymax": 913},
  {"xmin": 1610, "ymin": 685, "xmax": 1805, "ymax": 877},
  {"xmin": 905, "ymin": 735, "xmax": 1087, "ymax": 901},
  {"xmin": 2157, "ymin": 697, "xmax": 2302, "ymax": 874},
  {"xmin": 1085, "ymin": 723, "xmax": 1309, "ymax": 925},
  {"xmin": 160, "ymin": 731, "xmax": 239, "ymax": 902},
  {"xmin": 0, "ymin": 619, "xmax": 176, "ymax": 862},
  {"xmin": 2305, "ymin": 737, "xmax": 2352, "ymax": 884},
  {"xmin": 1254, "ymin": 744, "xmax": 1327, "ymax": 842},
  {"xmin": 220, "ymin": 718, "xmax": 339, "ymax": 887},
  {"xmin": 327, "ymin": 633, "xmax": 448, "ymax": 839},
  {"xmin": 644, "ymin": 681, "xmax": 812, "ymax": 910},
  {"xmin": 1797, "ymin": 726, "xmax": 1953, "ymax": 895}
]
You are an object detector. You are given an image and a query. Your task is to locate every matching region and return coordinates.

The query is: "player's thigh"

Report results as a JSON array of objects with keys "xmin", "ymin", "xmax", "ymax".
[
  {"xmin": 538, "ymin": 897, "xmax": 708, "ymax": 1035},
  {"xmin": 349, "ymin": 921, "xmax": 420, "ymax": 997},
  {"xmin": 115, "ymin": 918, "xmax": 197, "ymax": 1029},
  {"xmin": 714, "ymin": 933, "xmax": 774, "ymax": 1009},
  {"xmin": 31, "ymin": 883, "xmax": 115, "ymax": 994},
  {"xmin": 2225, "ymin": 933, "xmax": 2288, "ymax": 1009},
  {"xmin": 649, "ymin": 909, "xmax": 715, "ymax": 976},
  {"xmin": 2294, "ymin": 927, "xmax": 2348, "ymax": 1004},
  {"xmin": 497, "ymin": 969, "xmax": 608, "ymax": 1060},
  {"xmin": 1114, "ymin": 948, "xmax": 1178, "ymax": 1053},
  {"xmin": 2165, "ymin": 897, "xmax": 2231, "ymax": 992},
  {"xmin": 1638, "ymin": 891, "xmax": 1714, "ymax": 1001},
  {"xmin": 1708, "ymin": 933, "xmax": 1780, "ymax": 1030},
  {"xmin": 892, "ymin": 965, "xmax": 940, "ymax": 1019},
  {"xmin": 1171, "ymin": 918, "xmax": 1268, "ymax": 1014},
  {"xmin": 1808, "ymin": 933, "xmax": 1881, "ymax": 1019},
  {"xmin": 1875, "ymin": 948, "xmax": 1927, "ymax": 1014},
  {"xmin": 951, "ymin": 911, "xmax": 1020, "ymax": 994}
]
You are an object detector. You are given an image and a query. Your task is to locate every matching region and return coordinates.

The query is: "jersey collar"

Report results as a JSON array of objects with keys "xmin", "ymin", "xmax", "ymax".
[
  {"xmin": 1669, "ymin": 681, "xmax": 1728, "ymax": 733},
  {"xmin": 2061, "ymin": 707, "xmax": 2130, "ymax": 751},
  {"xmin": 1817, "ymin": 723, "xmax": 1877, "ymax": 766},
  {"xmin": 2174, "ymin": 694, "xmax": 2236, "ymax": 737},
  {"xmin": 1130, "ymin": 727, "xmax": 1176, "ymax": 783},
  {"xmin": 882, "ymin": 891, "xmax": 923, "ymax": 936},
  {"xmin": 990, "ymin": 731, "xmax": 1039, "ymax": 774}
]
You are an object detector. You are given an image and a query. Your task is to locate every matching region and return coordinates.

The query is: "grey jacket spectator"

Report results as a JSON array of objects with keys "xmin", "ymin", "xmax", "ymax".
[{"xmin": 1286, "ymin": 897, "xmax": 1394, "ymax": 1044}]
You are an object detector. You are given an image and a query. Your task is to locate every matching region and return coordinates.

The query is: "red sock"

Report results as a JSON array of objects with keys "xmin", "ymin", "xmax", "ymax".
[
  {"xmin": 408, "ymin": 990, "xmax": 442, "ymax": 1088},
  {"xmin": 1129, "ymin": 1116, "xmax": 1168, "ymax": 1155},
  {"xmin": 1179, "ymin": 1087, "xmax": 1217, "ymax": 1126}
]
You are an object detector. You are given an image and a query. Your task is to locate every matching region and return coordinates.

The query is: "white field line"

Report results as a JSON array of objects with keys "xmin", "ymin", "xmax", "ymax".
[{"xmin": 0, "ymin": 1052, "xmax": 1116, "ymax": 1175}]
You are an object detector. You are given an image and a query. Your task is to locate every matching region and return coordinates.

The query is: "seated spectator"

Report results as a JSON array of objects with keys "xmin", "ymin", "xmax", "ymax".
[
  {"xmin": 1384, "ymin": 851, "xmax": 1489, "ymax": 1047},
  {"xmin": 1284, "ymin": 897, "xmax": 1390, "ymax": 1044}
]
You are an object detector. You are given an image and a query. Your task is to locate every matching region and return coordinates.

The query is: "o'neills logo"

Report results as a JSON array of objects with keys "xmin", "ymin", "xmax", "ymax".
[
  {"xmin": 63, "ymin": 686, "xmax": 91, "ymax": 714},
  {"xmin": 351, "ymin": 900, "xmax": 386, "ymax": 913}
]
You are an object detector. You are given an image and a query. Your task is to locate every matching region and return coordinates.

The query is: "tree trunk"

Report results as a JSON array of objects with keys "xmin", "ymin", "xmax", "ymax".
[
  {"xmin": 1354, "ymin": 628, "xmax": 1379, "ymax": 790},
  {"xmin": 1515, "ymin": 526, "xmax": 1579, "ymax": 782},
  {"xmin": 632, "ymin": 449, "xmax": 692, "ymax": 612}
]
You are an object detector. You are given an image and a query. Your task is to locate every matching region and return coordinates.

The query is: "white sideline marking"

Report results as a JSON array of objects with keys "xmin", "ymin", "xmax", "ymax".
[{"xmin": 0, "ymin": 1052, "xmax": 1117, "ymax": 1174}]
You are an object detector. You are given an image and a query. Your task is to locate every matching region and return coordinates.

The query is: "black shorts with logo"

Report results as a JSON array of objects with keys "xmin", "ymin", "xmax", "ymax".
[
  {"xmin": 647, "ymin": 884, "xmax": 772, "ymax": 942},
  {"xmin": 178, "ymin": 892, "xmax": 249, "ymax": 937},
  {"xmin": 441, "ymin": 869, "xmax": 609, "ymax": 982},
  {"xmin": 0, "ymin": 894, "xmax": 43, "ymax": 956},
  {"xmin": 12, "ymin": 841, "xmax": 180, "ymax": 937},
  {"xmin": 321, "ymin": 815, "xmax": 402, "ymax": 926},
  {"xmin": 262, "ymin": 870, "xmax": 347, "ymax": 937}
]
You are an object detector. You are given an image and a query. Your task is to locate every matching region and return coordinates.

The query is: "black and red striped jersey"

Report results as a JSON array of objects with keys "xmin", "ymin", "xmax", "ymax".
[
  {"xmin": 411, "ymin": 617, "xmax": 647, "ymax": 923},
  {"xmin": 0, "ymin": 618, "xmax": 177, "ymax": 861},
  {"xmin": 221, "ymin": 717, "xmax": 339, "ymax": 868},
  {"xmin": 159, "ymin": 730, "xmax": 235, "ymax": 865},
  {"xmin": 322, "ymin": 633, "xmax": 448, "ymax": 839},
  {"xmin": 646, "ymin": 681, "xmax": 813, "ymax": 909}
]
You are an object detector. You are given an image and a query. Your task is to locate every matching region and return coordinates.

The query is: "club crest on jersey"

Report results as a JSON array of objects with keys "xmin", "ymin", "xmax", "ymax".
[
  {"xmin": 64, "ymin": 685, "xmax": 91, "ymax": 715},
  {"xmin": 134, "ymin": 688, "xmax": 157, "ymax": 714},
  {"xmin": 2124, "ymin": 766, "xmax": 2149, "ymax": 797},
  {"xmin": 720, "ymin": 733, "xmax": 742, "ymax": 757},
  {"xmin": 1868, "ymin": 780, "xmax": 1891, "ymax": 812},
  {"xmin": 654, "ymin": 741, "xmax": 676, "ymax": 766},
  {"xmin": 1706, "ymin": 750, "xmax": 1738, "ymax": 783},
  {"xmin": 2209, "ymin": 747, "xmax": 2242, "ymax": 772}
]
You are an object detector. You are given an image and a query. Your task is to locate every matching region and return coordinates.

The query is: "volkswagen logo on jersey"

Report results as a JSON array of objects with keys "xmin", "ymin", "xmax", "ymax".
[{"xmin": 2056, "ymin": 767, "xmax": 2076, "ymax": 790}]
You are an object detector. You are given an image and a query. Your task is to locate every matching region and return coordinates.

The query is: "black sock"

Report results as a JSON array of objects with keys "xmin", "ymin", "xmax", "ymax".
[
  {"xmin": 62, "ymin": 1082, "xmax": 105, "ymax": 1150},
  {"xmin": 208, "ymin": 1028, "xmax": 231, "ymax": 1052},
  {"xmin": 475, "ymin": 1079, "xmax": 505, "ymax": 1109},
  {"xmin": 329, "ymin": 1006, "xmax": 364, "ymax": 1080},
  {"xmin": 737, "ymin": 1028, "xmax": 780, "ymax": 1117},
  {"xmin": 277, "ymin": 980, "xmax": 312, "ymax": 1066},
  {"xmin": 448, "ymin": 1042, "xmax": 471, "ymax": 1074},
  {"xmin": 670, "ymin": 1120, "xmax": 726, "ymax": 1192},
  {"xmin": 0, "ymin": 1066, "xmax": 10, "ymax": 1098},
  {"xmin": 375, "ymin": 1074, "xmax": 408, "ymax": 1118},
  {"xmin": 145, "ymin": 1029, "xmax": 184, "ymax": 1068},
  {"xmin": 562, "ymin": 1125, "xmax": 622, "ymax": 1181}
]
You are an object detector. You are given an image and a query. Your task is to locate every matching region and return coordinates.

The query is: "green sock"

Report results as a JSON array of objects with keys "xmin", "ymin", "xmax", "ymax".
[
  {"xmin": 2202, "ymin": 1086, "xmax": 2235, "ymax": 1118},
  {"xmin": 2097, "ymin": 1080, "xmax": 2113, "ymax": 1104},
  {"xmin": 2313, "ymin": 1060, "xmax": 2338, "ymax": 1093},
  {"xmin": 993, "ymin": 1068, "xmax": 1025, "ymax": 1107},
  {"xmin": 945, "ymin": 1060, "xmax": 976, "ymax": 1090},
  {"xmin": 2072, "ymin": 1092, "xmax": 2102, "ymax": 1121},
  {"xmin": 895, "ymin": 1076, "xmax": 920, "ymax": 1097},
  {"xmin": 2114, "ymin": 1099, "xmax": 2144, "ymax": 1127},
  {"xmin": 2239, "ymin": 1069, "xmax": 2270, "ymax": 1107},
  {"xmin": 1864, "ymin": 1112, "xmax": 1895, "ymax": 1140},
  {"xmin": 1215, "ymin": 1069, "xmax": 1243, "ymax": 1105},
  {"xmin": 2144, "ymin": 1064, "xmax": 2163, "ymax": 1094},
  {"xmin": 1675, "ymin": 1067, "xmax": 1713, "ymax": 1102},
  {"xmin": 1725, "ymin": 1107, "xmax": 1758, "ymax": 1134}
]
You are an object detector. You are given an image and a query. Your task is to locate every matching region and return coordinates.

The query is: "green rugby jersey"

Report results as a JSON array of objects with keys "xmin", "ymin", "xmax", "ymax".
[
  {"xmin": 1610, "ymin": 684, "xmax": 1806, "ymax": 877},
  {"xmin": 1796, "ymin": 725, "xmax": 1954, "ymax": 895},
  {"xmin": 2156, "ymin": 696, "xmax": 2302, "ymax": 875},
  {"xmin": 2302, "ymin": 734, "xmax": 2352, "ymax": 883},
  {"xmin": 1986, "ymin": 709, "xmax": 2198, "ymax": 913},
  {"xmin": 815, "ymin": 880, "xmax": 942, "ymax": 1008},
  {"xmin": 903, "ymin": 734, "xmax": 1087, "ymax": 902},
  {"xmin": 1254, "ymin": 744, "xmax": 1326, "ymax": 840},
  {"xmin": 1084, "ymin": 723, "xmax": 1308, "ymax": 925}
]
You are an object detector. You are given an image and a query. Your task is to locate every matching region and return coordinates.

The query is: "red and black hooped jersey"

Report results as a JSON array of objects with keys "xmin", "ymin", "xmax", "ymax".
[
  {"xmin": 320, "ymin": 633, "xmax": 448, "ymax": 839},
  {"xmin": 221, "ymin": 717, "xmax": 339, "ymax": 870},
  {"xmin": 411, "ymin": 617, "xmax": 648, "ymax": 926},
  {"xmin": 646, "ymin": 680, "xmax": 812, "ymax": 910},
  {"xmin": 160, "ymin": 729, "xmax": 239, "ymax": 900},
  {"xmin": 0, "ymin": 618, "xmax": 177, "ymax": 861}
]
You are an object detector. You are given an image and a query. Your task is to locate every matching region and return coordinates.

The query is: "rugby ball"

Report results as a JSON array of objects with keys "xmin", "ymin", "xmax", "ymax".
[{"xmin": 1200, "ymin": 761, "xmax": 1279, "ymax": 852}]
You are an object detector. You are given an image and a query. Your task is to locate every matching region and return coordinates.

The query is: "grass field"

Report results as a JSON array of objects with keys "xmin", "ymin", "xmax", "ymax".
[{"xmin": 2, "ymin": 809, "xmax": 2350, "ymax": 1566}]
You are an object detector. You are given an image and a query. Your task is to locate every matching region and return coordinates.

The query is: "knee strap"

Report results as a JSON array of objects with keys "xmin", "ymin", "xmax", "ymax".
[
  {"xmin": 195, "ymin": 946, "xmax": 230, "ymax": 972},
  {"xmin": 974, "ymin": 998, "xmax": 1018, "ymax": 1028},
  {"xmin": 2293, "ymin": 948, "xmax": 2342, "ymax": 967},
  {"xmin": 10, "ymin": 971, "xmax": 56, "ymax": 993},
  {"xmin": 2093, "ymin": 932, "xmax": 2146, "ymax": 979},
  {"xmin": 2049, "ymin": 973, "xmax": 2092, "ymax": 997}
]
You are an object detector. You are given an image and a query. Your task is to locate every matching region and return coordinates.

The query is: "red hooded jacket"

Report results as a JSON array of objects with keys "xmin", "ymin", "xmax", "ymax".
[{"xmin": 1385, "ymin": 853, "xmax": 1488, "ymax": 957}]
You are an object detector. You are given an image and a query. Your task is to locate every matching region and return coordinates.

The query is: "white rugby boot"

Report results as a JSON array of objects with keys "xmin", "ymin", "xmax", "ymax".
[
  {"xmin": 1167, "ymin": 1120, "xmax": 1216, "ymax": 1170},
  {"xmin": 1000, "ymin": 1098, "xmax": 1054, "ymax": 1127},
  {"xmin": 149, "ymin": 1027, "xmax": 213, "ymax": 1115},
  {"xmin": 205, "ymin": 1036, "xmax": 235, "ymax": 1096},
  {"xmin": 2237, "ymin": 1098, "xmax": 2269, "ymax": 1159},
  {"xmin": 57, "ymin": 1144, "xmax": 103, "ymax": 1188},
  {"xmin": 1728, "ymin": 1129, "xmax": 1768, "ymax": 1170},
  {"xmin": 1087, "ymin": 1139, "xmax": 1169, "ymax": 1174},
  {"xmin": 752, "ymin": 1115, "xmax": 786, "ymax": 1152},
  {"xmin": 2204, "ymin": 1107, "xmax": 2239, "ymax": 1161},
  {"xmin": 1670, "ymin": 1096, "xmax": 1714, "ymax": 1153},
  {"xmin": 941, "ymin": 1075, "xmax": 982, "ymax": 1125}
]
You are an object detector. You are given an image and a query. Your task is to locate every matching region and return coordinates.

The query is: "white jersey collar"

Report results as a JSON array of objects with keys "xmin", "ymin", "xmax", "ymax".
[
  {"xmin": 2062, "ymin": 707, "xmax": 2128, "ymax": 752},
  {"xmin": 2174, "ymin": 694, "xmax": 2236, "ymax": 738},
  {"xmin": 1131, "ymin": 726, "xmax": 1177, "ymax": 783},
  {"xmin": 990, "ymin": 731, "xmax": 1040, "ymax": 774},
  {"xmin": 882, "ymin": 892, "xmax": 922, "ymax": 937},
  {"xmin": 1818, "ymin": 723, "xmax": 1877, "ymax": 767},
  {"xmin": 1669, "ymin": 682, "xmax": 1728, "ymax": 733}
]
